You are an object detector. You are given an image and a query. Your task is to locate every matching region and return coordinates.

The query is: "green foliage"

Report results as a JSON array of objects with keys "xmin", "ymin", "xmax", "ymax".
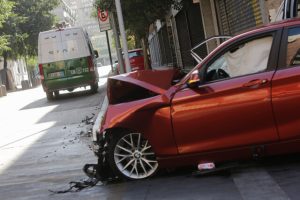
[
  {"xmin": 95, "ymin": 0, "xmax": 114, "ymax": 11},
  {"xmin": 0, "ymin": 0, "xmax": 14, "ymax": 53},
  {"xmin": 0, "ymin": 0, "xmax": 14, "ymax": 28},
  {"xmin": 26, "ymin": 56, "xmax": 37, "ymax": 71},
  {"xmin": 0, "ymin": 0, "xmax": 59, "ymax": 59},
  {"xmin": 13, "ymin": 0, "xmax": 60, "ymax": 56},
  {"xmin": 127, "ymin": 34, "xmax": 136, "ymax": 50},
  {"xmin": 95, "ymin": 0, "xmax": 180, "ymax": 38},
  {"xmin": 0, "ymin": 36, "xmax": 10, "ymax": 51}
]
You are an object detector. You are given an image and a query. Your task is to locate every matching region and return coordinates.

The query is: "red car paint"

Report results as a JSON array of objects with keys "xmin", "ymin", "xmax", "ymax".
[
  {"xmin": 98, "ymin": 18, "xmax": 300, "ymax": 169},
  {"xmin": 117, "ymin": 49, "xmax": 146, "ymax": 73}
]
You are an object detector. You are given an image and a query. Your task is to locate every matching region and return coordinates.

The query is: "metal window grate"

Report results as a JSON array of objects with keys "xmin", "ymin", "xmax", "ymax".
[{"xmin": 216, "ymin": 0, "xmax": 263, "ymax": 35}]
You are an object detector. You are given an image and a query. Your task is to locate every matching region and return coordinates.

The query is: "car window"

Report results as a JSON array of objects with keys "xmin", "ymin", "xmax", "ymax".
[
  {"xmin": 286, "ymin": 27, "xmax": 300, "ymax": 66},
  {"xmin": 205, "ymin": 36, "xmax": 273, "ymax": 82},
  {"xmin": 128, "ymin": 50, "xmax": 143, "ymax": 58}
]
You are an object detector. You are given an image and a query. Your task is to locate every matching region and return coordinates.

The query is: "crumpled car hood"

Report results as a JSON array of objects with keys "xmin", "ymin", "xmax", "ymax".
[{"xmin": 107, "ymin": 69, "xmax": 177, "ymax": 105}]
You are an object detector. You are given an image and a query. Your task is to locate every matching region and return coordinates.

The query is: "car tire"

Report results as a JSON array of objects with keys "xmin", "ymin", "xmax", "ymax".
[
  {"xmin": 107, "ymin": 131, "xmax": 159, "ymax": 180},
  {"xmin": 90, "ymin": 83, "xmax": 98, "ymax": 94},
  {"xmin": 46, "ymin": 91, "xmax": 54, "ymax": 101}
]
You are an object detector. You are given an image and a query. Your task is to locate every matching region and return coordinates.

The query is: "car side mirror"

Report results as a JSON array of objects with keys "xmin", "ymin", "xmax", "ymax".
[
  {"xmin": 94, "ymin": 50, "xmax": 99, "ymax": 58},
  {"xmin": 187, "ymin": 69, "xmax": 202, "ymax": 88},
  {"xmin": 187, "ymin": 79, "xmax": 200, "ymax": 88}
]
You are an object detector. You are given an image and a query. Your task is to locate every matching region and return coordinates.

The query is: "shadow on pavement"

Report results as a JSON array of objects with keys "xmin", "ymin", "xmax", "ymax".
[{"xmin": 20, "ymin": 83, "xmax": 107, "ymax": 111}]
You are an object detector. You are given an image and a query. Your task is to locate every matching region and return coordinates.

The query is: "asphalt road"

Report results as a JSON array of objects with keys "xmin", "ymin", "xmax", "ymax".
[{"xmin": 1, "ymin": 66, "xmax": 300, "ymax": 200}]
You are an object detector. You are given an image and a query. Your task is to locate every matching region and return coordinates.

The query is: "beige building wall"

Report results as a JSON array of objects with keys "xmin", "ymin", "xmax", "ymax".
[
  {"xmin": 199, "ymin": 0, "xmax": 219, "ymax": 53},
  {"xmin": 265, "ymin": 0, "xmax": 283, "ymax": 21}
]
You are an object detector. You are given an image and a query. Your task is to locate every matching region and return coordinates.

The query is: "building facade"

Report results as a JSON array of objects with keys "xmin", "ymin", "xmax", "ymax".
[
  {"xmin": 149, "ymin": 0, "xmax": 282, "ymax": 71},
  {"xmin": 0, "ymin": 58, "xmax": 29, "ymax": 90},
  {"xmin": 52, "ymin": 0, "xmax": 76, "ymax": 26},
  {"xmin": 72, "ymin": 0, "xmax": 117, "ymax": 65}
]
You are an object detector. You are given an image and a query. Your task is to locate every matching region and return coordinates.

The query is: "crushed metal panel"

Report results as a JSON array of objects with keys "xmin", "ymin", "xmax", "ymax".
[{"xmin": 107, "ymin": 69, "xmax": 177, "ymax": 105}]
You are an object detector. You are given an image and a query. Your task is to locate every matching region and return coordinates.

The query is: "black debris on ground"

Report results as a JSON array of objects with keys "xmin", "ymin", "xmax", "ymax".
[{"xmin": 82, "ymin": 116, "xmax": 94, "ymax": 125}]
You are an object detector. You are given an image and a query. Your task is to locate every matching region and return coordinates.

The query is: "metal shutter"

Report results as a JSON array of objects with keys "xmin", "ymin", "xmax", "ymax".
[
  {"xmin": 175, "ymin": 0, "xmax": 207, "ymax": 70},
  {"xmin": 186, "ymin": 1, "xmax": 207, "ymax": 60},
  {"xmin": 176, "ymin": 10, "xmax": 194, "ymax": 69},
  {"xmin": 216, "ymin": 0, "xmax": 263, "ymax": 35}
]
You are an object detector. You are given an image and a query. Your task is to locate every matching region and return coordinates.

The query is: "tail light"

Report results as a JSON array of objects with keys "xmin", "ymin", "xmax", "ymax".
[
  {"xmin": 87, "ymin": 56, "xmax": 94, "ymax": 72},
  {"xmin": 38, "ymin": 64, "xmax": 44, "ymax": 80}
]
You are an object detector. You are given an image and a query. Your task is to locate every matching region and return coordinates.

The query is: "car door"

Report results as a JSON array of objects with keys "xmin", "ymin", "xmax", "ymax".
[
  {"xmin": 171, "ymin": 30, "xmax": 281, "ymax": 155},
  {"xmin": 272, "ymin": 25, "xmax": 300, "ymax": 140}
]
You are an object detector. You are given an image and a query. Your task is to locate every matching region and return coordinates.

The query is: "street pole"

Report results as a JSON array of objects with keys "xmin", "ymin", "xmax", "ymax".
[
  {"xmin": 110, "ymin": 12, "xmax": 125, "ymax": 74},
  {"xmin": 114, "ymin": 0, "xmax": 131, "ymax": 73},
  {"xmin": 97, "ymin": 8, "xmax": 114, "ymax": 72},
  {"xmin": 105, "ymin": 30, "xmax": 113, "ymax": 72}
]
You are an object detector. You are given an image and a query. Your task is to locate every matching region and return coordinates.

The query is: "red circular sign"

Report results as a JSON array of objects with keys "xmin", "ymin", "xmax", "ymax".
[{"xmin": 98, "ymin": 10, "xmax": 109, "ymax": 22}]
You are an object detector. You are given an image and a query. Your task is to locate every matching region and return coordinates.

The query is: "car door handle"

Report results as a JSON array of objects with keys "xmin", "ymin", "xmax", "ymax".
[{"xmin": 243, "ymin": 79, "xmax": 268, "ymax": 88}]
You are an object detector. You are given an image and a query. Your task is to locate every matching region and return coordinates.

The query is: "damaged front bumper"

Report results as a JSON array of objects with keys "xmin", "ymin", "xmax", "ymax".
[
  {"xmin": 86, "ymin": 130, "xmax": 118, "ymax": 182},
  {"xmin": 87, "ymin": 69, "xmax": 180, "ymax": 181},
  {"xmin": 92, "ymin": 130, "xmax": 106, "ymax": 157}
]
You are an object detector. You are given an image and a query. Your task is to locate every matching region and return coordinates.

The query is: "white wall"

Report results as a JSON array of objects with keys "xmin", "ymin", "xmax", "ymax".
[{"xmin": 0, "ymin": 58, "xmax": 28, "ymax": 88}]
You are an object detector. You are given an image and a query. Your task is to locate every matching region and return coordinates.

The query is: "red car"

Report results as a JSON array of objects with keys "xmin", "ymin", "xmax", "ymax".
[
  {"xmin": 116, "ymin": 49, "xmax": 145, "ymax": 74},
  {"xmin": 93, "ymin": 18, "xmax": 300, "ymax": 180}
]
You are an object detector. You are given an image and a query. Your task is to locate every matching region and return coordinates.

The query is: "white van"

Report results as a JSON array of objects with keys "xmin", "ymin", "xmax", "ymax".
[{"xmin": 38, "ymin": 27, "xmax": 99, "ymax": 100}]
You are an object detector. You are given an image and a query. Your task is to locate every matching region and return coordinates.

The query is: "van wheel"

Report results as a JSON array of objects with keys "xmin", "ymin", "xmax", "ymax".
[
  {"xmin": 90, "ymin": 83, "xmax": 98, "ymax": 94},
  {"xmin": 46, "ymin": 91, "xmax": 54, "ymax": 101}
]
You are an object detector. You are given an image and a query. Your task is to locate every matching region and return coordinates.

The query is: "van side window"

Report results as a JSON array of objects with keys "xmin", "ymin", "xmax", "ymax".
[{"xmin": 286, "ymin": 27, "xmax": 300, "ymax": 66}]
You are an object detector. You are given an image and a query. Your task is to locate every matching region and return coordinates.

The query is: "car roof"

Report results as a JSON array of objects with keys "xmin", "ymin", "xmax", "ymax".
[
  {"xmin": 266, "ymin": 17, "xmax": 300, "ymax": 28},
  {"xmin": 191, "ymin": 18, "xmax": 300, "ymax": 73},
  {"xmin": 219, "ymin": 17, "xmax": 300, "ymax": 49},
  {"xmin": 39, "ymin": 26, "xmax": 84, "ymax": 35},
  {"xmin": 238, "ymin": 17, "xmax": 300, "ymax": 35},
  {"xmin": 128, "ymin": 48, "xmax": 143, "ymax": 53}
]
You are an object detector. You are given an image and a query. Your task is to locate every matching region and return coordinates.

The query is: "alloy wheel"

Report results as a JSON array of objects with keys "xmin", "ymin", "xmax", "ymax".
[{"xmin": 113, "ymin": 133, "xmax": 158, "ymax": 179}]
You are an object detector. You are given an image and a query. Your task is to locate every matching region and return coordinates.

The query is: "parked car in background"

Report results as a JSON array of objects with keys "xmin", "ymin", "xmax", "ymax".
[
  {"xmin": 92, "ymin": 18, "xmax": 300, "ymax": 181},
  {"xmin": 38, "ymin": 27, "xmax": 99, "ymax": 100},
  {"xmin": 116, "ymin": 48, "xmax": 147, "ymax": 74}
]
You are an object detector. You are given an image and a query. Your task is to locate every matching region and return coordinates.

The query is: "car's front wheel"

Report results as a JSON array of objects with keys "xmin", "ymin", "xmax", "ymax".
[{"xmin": 108, "ymin": 131, "xmax": 158, "ymax": 180}]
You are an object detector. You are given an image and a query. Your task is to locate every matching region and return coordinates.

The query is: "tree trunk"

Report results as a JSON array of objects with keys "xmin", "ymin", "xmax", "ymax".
[
  {"xmin": 3, "ymin": 51, "xmax": 8, "ymax": 69},
  {"xmin": 2, "ymin": 52, "xmax": 8, "ymax": 89},
  {"xmin": 141, "ymin": 38, "xmax": 151, "ymax": 70},
  {"xmin": 24, "ymin": 56, "xmax": 32, "ymax": 88},
  {"xmin": 135, "ymin": 34, "xmax": 141, "ymax": 49}
]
